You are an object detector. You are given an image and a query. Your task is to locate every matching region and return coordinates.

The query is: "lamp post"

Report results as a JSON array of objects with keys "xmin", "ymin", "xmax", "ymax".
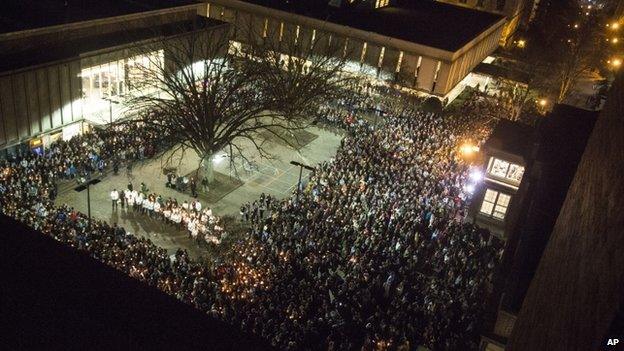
[
  {"xmin": 75, "ymin": 173, "xmax": 99, "ymax": 229},
  {"xmin": 290, "ymin": 160, "xmax": 314, "ymax": 204}
]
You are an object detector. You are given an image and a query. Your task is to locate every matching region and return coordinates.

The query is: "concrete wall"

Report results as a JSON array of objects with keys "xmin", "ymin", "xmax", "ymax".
[
  {"xmin": 0, "ymin": 60, "xmax": 83, "ymax": 148},
  {"xmin": 507, "ymin": 74, "xmax": 624, "ymax": 351}
]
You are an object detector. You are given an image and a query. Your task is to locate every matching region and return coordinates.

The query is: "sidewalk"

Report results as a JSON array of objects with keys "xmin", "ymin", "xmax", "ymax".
[{"xmin": 55, "ymin": 126, "xmax": 342, "ymax": 258}]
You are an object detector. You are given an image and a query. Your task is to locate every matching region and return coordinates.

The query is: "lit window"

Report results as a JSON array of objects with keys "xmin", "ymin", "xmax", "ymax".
[
  {"xmin": 378, "ymin": 47, "xmax": 385, "ymax": 67},
  {"xmin": 507, "ymin": 164, "xmax": 525, "ymax": 183},
  {"xmin": 480, "ymin": 189, "xmax": 511, "ymax": 220},
  {"xmin": 360, "ymin": 42, "xmax": 368, "ymax": 63},
  {"xmin": 487, "ymin": 157, "xmax": 525, "ymax": 184},
  {"xmin": 489, "ymin": 158, "xmax": 510, "ymax": 178},
  {"xmin": 279, "ymin": 22, "xmax": 284, "ymax": 42},
  {"xmin": 262, "ymin": 18, "xmax": 268, "ymax": 38},
  {"xmin": 396, "ymin": 51, "xmax": 404, "ymax": 72},
  {"xmin": 295, "ymin": 25, "xmax": 300, "ymax": 45}
]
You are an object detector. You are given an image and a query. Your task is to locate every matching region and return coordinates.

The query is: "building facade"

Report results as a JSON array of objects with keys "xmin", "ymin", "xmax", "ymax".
[
  {"xmin": 0, "ymin": 2, "xmax": 227, "ymax": 152},
  {"xmin": 199, "ymin": 0, "xmax": 505, "ymax": 99}
]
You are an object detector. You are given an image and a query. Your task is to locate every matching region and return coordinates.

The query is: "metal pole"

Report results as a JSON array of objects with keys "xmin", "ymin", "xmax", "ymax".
[
  {"xmin": 86, "ymin": 182, "xmax": 92, "ymax": 229},
  {"xmin": 296, "ymin": 165, "xmax": 303, "ymax": 203}
]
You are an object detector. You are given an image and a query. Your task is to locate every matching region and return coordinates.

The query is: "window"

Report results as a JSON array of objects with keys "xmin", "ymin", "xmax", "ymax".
[
  {"xmin": 375, "ymin": 0, "xmax": 389, "ymax": 8},
  {"xmin": 480, "ymin": 189, "xmax": 511, "ymax": 220},
  {"xmin": 396, "ymin": 51, "xmax": 404, "ymax": 72},
  {"xmin": 81, "ymin": 50, "xmax": 164, "ymax": 100},
  {"xmin": 279, "ymin": 22, "xmax": 284, "ymax": 42},
  {"xmin": 487, "ymin": 157, "xmax": 525, "ymax": 184},
  {"xmin": 360, "ymin": 42, "xmax": 368, "ymax": 63},
  {"xmin": 295, "ymin": 25, "xmax": 300, "ymax": 45},
  {"xmin": 262, "ymin": 18, "xmax": 268, "ymax": 38},
  {"xmin": 378, "ymin": 47, "xmax": 385, "ymax": 67}
]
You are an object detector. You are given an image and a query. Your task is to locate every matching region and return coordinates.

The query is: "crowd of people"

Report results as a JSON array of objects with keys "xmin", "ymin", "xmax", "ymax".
[
  {"xmin": 0, "ymin": 87, "xmax": 505, "ymax": 350},
  {"xmin": 215, "ymin": 108, "xmax": 502, "ymax": 350}
]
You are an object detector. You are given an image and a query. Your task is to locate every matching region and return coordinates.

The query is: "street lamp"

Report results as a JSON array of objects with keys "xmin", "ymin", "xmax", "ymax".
[
  {"xmin": 75, "ymin": 173, "xmax": 99, "ymax": 229},
  {"xmin": 517, "ymin": 39, "xmax": 526, "ymax": 48},
  {"xmin": 290, "ymin": 160, "xmax": 314, "ymax": 204},
  {"xmin": 538, "ymin": 98, "xmax": 548, "ymax": 107},
  {"xmin": 459, "ymin": 142, "xmax": 479, "ymax": 156}
]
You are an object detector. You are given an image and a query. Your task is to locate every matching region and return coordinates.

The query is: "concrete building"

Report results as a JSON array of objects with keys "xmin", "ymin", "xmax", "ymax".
[
  {"xmin": 1, "ymin": 0, "xmax": 505, "ymax": 151},
  {"xmin": 0, "ymin": 0, "xmax": 228, "ymax": 153},
  {"xmin": 470, "ymin": 105, "xmax": 598, "ymax": 350},
  {"xmin": 437, "ymin": 0, "xmax": 535, "ymax": 45},
  {"xmin": 200, "ymin": 0, "xmax": 505, "ymax": 99},
  {"xmin": 505, "ymin": 72, "xmax": 624, "ymax": 351},
  {"xmin": 469, "ymin": 119, "xmax": 533, "ymax": 239}
]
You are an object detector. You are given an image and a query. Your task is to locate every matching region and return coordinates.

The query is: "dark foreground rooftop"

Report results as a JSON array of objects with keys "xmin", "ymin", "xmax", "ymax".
[
  {"xmin": 0, "ymin": 0, "xmax": 200, "ymax": 34},
  {"xmin": 0, "ymin": 215, "xmax": 272, "ymax": 350},
  {"xmin": 243, "ymin": 0, "xmax": 504, "ymax": 51}
]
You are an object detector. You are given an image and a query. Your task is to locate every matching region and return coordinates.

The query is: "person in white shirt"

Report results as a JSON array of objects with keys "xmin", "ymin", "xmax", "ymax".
[
  {"xmin": 194, "ymin": 200, "xmax": 202, "ymax": 213},
  {"xmin": 127, "ymin": 192, "xmax": 135, "ymax": 209},
  {"xmin": 163, "ymin": 207, "xmax": 172, "ymax": 223},
  {"xmin": 153, "ymin": 201, "xmax": 161, "ymax": 218},
  {"xmin": 125, "ymin": 190, "xmax": 133, "ymax": 211},
  {"xmin": 110, "ymin": 189, "xmax": 119, "ymax": 211},
  {"xmin": 135, "ymin": 193, "xmax": 144, "ymax": 212},
  {"xmin": 143, "ymin": 196, "xmax": 151, "ymax": 215}
]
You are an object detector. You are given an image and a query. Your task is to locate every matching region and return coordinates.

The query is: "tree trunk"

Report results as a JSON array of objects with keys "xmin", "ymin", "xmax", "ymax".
[{"xmin": 201, "ymin": 155, "xmax": 215, "ymax": 184}]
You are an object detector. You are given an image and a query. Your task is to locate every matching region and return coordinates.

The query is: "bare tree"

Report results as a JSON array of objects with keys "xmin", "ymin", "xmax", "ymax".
[{"xmin": 118, "ymin": 20, "xmax": 358, "ymax": 183}]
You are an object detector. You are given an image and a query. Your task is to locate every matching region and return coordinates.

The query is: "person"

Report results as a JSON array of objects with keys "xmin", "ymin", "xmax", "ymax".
[
  {"xmin": 110, "ymin": 189, "xmax": 119, "ymax": 211},
  {"xmin": 126, "ymin": 190, "xmax": 134, "ymax": 211},
  {"xmin": 201, "ymin": 176, "xmax": 209, "ymax": 193},
  {"xmin": 135, "ymin": 192, "xmax": 143, "ymax": 212},
  {"xmin": 119, "ymin": 189, "xmax": 126, "ymax": 210},
  {"xmin": 190, "ymin": 178, "xmax": 197, "ymax": 197},
  {"xmin": 127, "ymin": 182, "xmax": 133, "ymax": 192}
]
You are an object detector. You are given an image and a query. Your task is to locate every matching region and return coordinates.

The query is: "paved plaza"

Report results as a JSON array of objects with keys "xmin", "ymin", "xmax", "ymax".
[{"xmin": 55, "ymin": 126, "xmax": 342, "ymax": 259}]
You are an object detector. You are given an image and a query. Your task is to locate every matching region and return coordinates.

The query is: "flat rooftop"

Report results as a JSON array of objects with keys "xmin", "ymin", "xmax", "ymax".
[
  {"xmin": 242, "ymin": 0, "xmax": 504, "ymax": 52},
  {"xmin": 0, "ymin": 0, "xmax": 200, "ymax": 34},
  {"xmin": 484, "ymin": 119, "xmax": 535, "ymax": 158},
  {"xmin": 0, "ymin": 16, "xmax": 227, "ymax": 72}
]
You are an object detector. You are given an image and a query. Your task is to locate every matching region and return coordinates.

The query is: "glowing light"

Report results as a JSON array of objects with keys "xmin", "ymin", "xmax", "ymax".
[
  {"xmin": 539, "ymin": 99, "xmax": 548, "ymax": 107},
  {"xmin": 612, "ymin": 58, "xmax": 622, "ymax": 68},
  {"xmin": 517, "ymin": 39, "xmax": 526, "ymax": 48},
  {"xmin": 573, "ymin": 24, "xmax": 579, "ymax": 28},
  {"xmin": 460, "ymin": 143, "xmax": 480, "ymax": 155},
  {"xmin": 469, "ymin": 169, "xmax": 483, "ymax": 182},
  {"xmin": 464, "ymin": 184, "xmax": 475, "ymax": 194},
  {"xmin": 613, "ymin": 38, "xmax": 619, "ymax": 44},
  {"xmin": 212, "ymin": 154, "xmax": 228, "ymax": 164},
  {"xmin": 612, "ymin": 22, "xmax": 620, "ymax": 30}
]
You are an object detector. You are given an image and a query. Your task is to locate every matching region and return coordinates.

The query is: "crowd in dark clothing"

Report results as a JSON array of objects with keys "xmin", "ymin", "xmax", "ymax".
[
  {"xmin": 216, "ymin": 108, "xmax": 502, "ymax": 350},
  {"xmin": 0, "ymin": 89, "xmax": 504, "ymax": 350}
]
